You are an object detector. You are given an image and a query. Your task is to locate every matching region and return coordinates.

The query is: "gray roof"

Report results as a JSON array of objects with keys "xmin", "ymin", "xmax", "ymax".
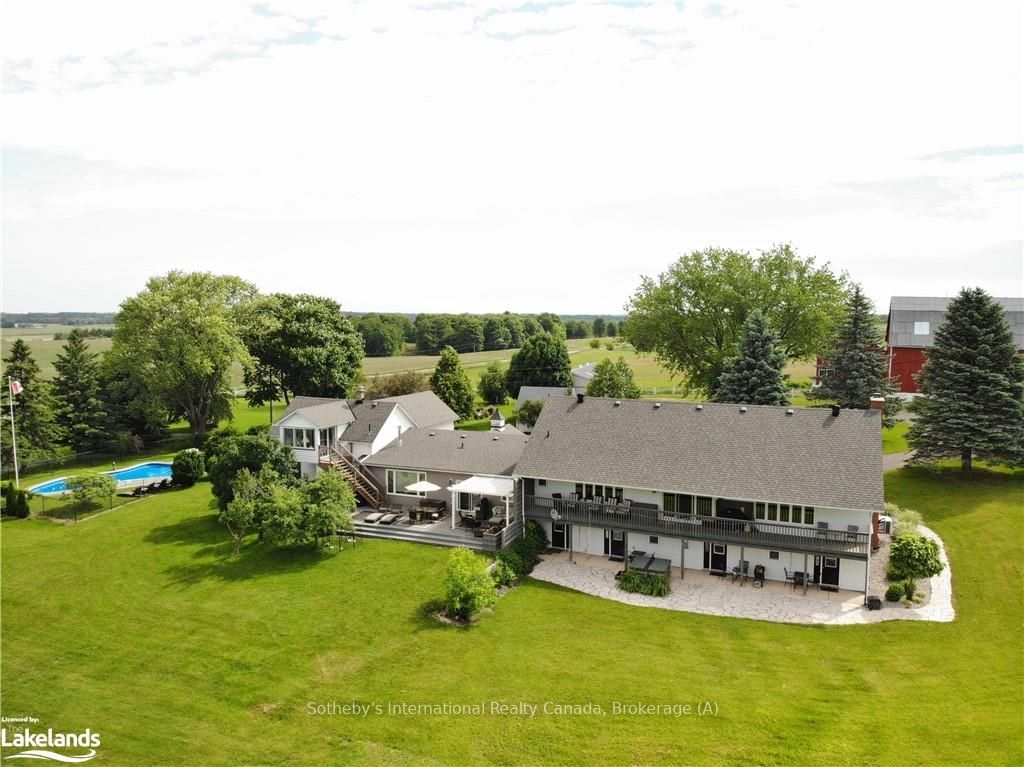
[
  {"xmin": 572, "ymin": 362, "xmax": 596, "ymax": 381},
  {"xmin": 365, "ymin": 428, "xmax": 530, "ymax": 476},
  {"xmin": 515, "ymin": 386, "xmax": 572, "ymax": 414},
  {"xmin": 888, "ymin": 296, "xmax": 1024, "ymax": 349},
  {"xmin": 379, "ymin": 391, "xmax": 459, "ymax": 428},
  {"xmin": 339, "ymin": 400, "xmax": 399, "ymax": 443},
  {"xmin": 515, "ymin": 396, "xmax": 884, "ymax": 512},
  {"xmin": 276, "ymin": 397, "xmax": 354, "ymax": 429}
]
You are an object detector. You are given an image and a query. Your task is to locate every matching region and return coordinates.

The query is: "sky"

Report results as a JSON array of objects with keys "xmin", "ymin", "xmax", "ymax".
[{"xmin": 2, "ymin": 0, "xmax": 1021, "ymax": 316}]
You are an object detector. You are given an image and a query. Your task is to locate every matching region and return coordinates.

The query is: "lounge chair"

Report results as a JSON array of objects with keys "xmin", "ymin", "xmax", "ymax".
[
  {"xmin": 458, "ymin": 510, "xmax": 480, "ymax": 528},
  {"xmin": 379, "ymin": 512, "xmax": 400, "ymax": 525},
  {"xmin": 363, "ymin": 510, "xmax": 386, "ymax": 523}
]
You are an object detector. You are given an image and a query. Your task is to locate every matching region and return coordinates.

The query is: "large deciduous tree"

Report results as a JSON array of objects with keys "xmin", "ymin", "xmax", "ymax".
[
  {"xmin": 206, "ymin": 431, "xmax": 299, "ymax": 509},
  {"xmin": 2, "ymin": 339, "xmax": 59, "ymax": 466},
  {"xmin": 356, "ymin": 314, "xmax": 405, "ymax": 357},
  {"xmin": 505, "ymin": 333, "xmax": 572, "ymax": 398},
  {"xmin": 813, "ymin": 285, "xmax": 899, "ymax": 425},
  {"xmin": 712, "ymin": 310, "xmax": 789, "ymax": 406},
  {"xmin": 430, "ymin": 346, "xmax": 475, "ymax": 420},
  {"xmin": 908, "ymin": 288, "xmax": 1024, "ymax": 473},
  {"xmin": 623, "ymin": 245, "xmax": 847, "ymax": 394},
  {"xmin": 110, "ymin": 272, "xmax": 256, "ymax": 436},
  {"xmin": 477, "ymin": 362, "xmax": 508, "ymax": 405},
  {"xmin": 52, "ymin": 329, "xmax": 110, "ymax": 452},
  {"xmin": 586, "ymin": 357, "xmax": 641, "ymax": 399},
  {"xmin": 243, "ymin": 293, "xmax": 364, "ymax": 404}
]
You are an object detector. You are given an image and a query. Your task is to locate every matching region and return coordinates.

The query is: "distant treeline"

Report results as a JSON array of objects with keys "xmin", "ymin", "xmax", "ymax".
[
  {"xmin": 1, "ymin": 312, "xmax": 116, "ymax": 327},
  {"xmin": 356, "ymin": 312, "xmax": 620, "ymax": 356},
  {"xmin": 53, "ymin": 328, "xmax": 114, "ymax": 340}
]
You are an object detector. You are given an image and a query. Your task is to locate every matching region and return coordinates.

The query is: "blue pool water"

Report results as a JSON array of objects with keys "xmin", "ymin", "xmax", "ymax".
[{"xmin": 28, "ymin": 462, "xmax": 173, "ymax": 496}]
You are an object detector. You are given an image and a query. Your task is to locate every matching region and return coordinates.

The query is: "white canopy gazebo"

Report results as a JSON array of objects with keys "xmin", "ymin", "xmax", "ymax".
[{"xmin": 449, "ymin": 476, "xmax": 514, "ymax": 529}]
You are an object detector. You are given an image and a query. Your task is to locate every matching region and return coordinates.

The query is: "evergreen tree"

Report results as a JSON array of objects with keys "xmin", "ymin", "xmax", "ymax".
[
  {"xmin": 505, "ymin": 333, "xmax": 573, "ymax": 398},
  {"xmin": 606, "ymin": 320, "xmax": 618, "ymax": 338},
  {"xmin": 908, "ymin": 288, "xmax": 1024, "ymax": 472},
  {"xmin": 1, "ymin": 339, "xmax": 59, "ymax": 467},
  {"xmin": 592, "ymin": 317, "xmax": 607, "ymax": 338},
  {"xmin": 712, "ymin": 310, "xmax": 789, "ymax": 406},
  {"xmin": 430, "ymin": 346, "xmax": 475, "ymax": 420},
  {"xmin": 52, "ymin": 329, "xmax": 110, "ymax": 452},
  {"xmin": 586, "ymin": 357, "xmax": 641, "ymax": 399},
  {"xmin": 814, "ymin": 285, "xmax": 900, "ymax": 426}
]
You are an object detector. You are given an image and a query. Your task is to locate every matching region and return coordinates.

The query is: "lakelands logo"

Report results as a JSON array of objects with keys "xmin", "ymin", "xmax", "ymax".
[{"xmin": 1, "ymin": 727, "xmax": 100, "ymax": 763}]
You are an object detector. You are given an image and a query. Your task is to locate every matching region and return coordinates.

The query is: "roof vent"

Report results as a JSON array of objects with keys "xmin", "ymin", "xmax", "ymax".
[
  {"xmin": 614, "ymin": 401, "xmax": 621, "ymax": 407},
  {"xmin": 367, "ymin": 424, "xmax": 372, "ymax": 432},
  {"xmin": 492, "ymin": 435, "xmax": 499, "ymax": 441},
  {"xmin": 831, "ymin": 405, "xmax": 841, "ymax": 417},
  {"xmin": 654, "ymin": 403, "xmax": 661, "ymax": 409},
  {"xmin": 458, "ymin": 442, "xmax": 464, "ymax": 449},
  {"xmin": 576, "ymin": 393, "xmax": 585, "ymax": 404},
  {"xmin": 739, "ymin": 406, "xmax": 747, "ymax": 413},
  {"xmin": 460, "ymin": 434, "xmax": 467, "ymax": 439},
  {"xmin": 429, "ymin": 432, "xmax": 435, "ymax": 437},
  {"xmin": 695, "ymin": 404, "xmax": 703, "ymax": 411},
  {"xmin": 786, "ymin": 408, "xmax": 794, "ymax": 416},
  {"xmin": 546, "ymin": 430, "xmax": 550, "ymax": 438},
  {"xmin": 371, "ymin": 401, "xmax": 378, "ymax": 408}
]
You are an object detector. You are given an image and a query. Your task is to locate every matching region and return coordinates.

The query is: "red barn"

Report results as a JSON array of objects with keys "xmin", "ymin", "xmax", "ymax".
[{"xmin": 886, "ymin": 296, "xmax": 1024, "ymax": 394}]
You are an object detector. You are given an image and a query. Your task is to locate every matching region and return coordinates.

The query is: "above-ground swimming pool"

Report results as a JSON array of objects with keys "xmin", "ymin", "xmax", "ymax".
[{"xmin": 27, "ymin": 461, "xmax": 174, "ymax": 496}]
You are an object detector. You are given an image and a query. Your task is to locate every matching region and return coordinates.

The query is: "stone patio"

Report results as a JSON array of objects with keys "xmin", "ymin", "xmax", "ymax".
[{"xmin": 530, "ymin": 525, "xmax": 954, "ymax": 626}]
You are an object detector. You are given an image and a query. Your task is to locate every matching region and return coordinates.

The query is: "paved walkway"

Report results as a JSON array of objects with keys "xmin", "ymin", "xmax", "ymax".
[
  {"xmin": 883, "ymin": 450, "xmax": 913, "ymax": 471},
  {"xmin": 530, "ymin": 526, "xmax": 954, "ymax": 626}
]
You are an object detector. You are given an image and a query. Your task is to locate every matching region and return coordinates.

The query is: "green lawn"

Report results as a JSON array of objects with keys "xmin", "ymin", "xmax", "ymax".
[
  {"xmin": 882, "ymin": 421, "xmax": 910, "ymax": 454},
  {"xmin": 2, "ymin": 463, "xmax": 1021, "ymax": 765}
]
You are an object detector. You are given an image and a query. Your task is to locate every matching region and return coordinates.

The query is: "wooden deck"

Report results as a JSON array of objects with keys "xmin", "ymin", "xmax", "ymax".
[{"xmin": 352, "ymin": 508, "xmax": 521, "ymax": 552}]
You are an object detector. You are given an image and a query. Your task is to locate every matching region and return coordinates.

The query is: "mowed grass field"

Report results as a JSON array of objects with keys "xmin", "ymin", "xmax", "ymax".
[
  {"xmin": 0, "ymin": 325, "xmax": 114, "ymax": 380},
  {"xmin": 2, "ymin": 464, "xmax": 1021, "ymax": 766}
]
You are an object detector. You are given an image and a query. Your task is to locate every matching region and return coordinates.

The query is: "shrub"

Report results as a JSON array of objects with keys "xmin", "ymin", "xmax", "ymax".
[
  {"xmin": 890, "ymin": 533, "xmax": 943, "ymax": 580},
  {"xmin": 885, "ymin": 583, "xmax": 904, "ymax": 602},
  {"xmin": 2, "ymin": 483, "xmax": 30, "ymax": 518},
  {"xmin": 886, "ymin": 564, "xmax": 903, "ymax": 581},
  {"xmin": 589, "ymin": 338, "xmax": 601, "ymax": 349},
  {"xmin": 618, "ymin": 570, "xmax": 671, "ymax": 596},
  {"xmin": 496, "ymin": 549, "xmax": 525, "ymax": 579},
  {"xmin": 445, "ymin": 547, "xmax": 497, "ymax": 620},
  {"xmin": 491, "ymin": 559, "xmax": 517, "ymax": 588},
  {"xmin": 605, "ymin": 342, "xmax": 614, "ymax": 351},
  {"xmin": 172, "ymin": 448, "xmax": 206, "ymax": 487},
  {"xmin": 903, "ymin": 579, "xmax": 917, "ymax": 600},
  {"xmin": 885, "ymin": 502, "xmax": 923, "ymax": 537},
  {"xmin": 524, "ymin": 520, "xmax": 548, "ymax": 549}
]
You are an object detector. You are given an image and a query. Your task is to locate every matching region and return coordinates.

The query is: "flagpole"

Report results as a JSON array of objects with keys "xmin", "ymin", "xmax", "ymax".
[{"xmin": 8, "ymin": 377, "xmax": 19, "ymax": 488}]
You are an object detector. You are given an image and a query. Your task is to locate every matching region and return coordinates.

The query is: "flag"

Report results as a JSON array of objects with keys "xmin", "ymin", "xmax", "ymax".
[{"xmin": 10, "ymin": 380, "xmax": 24, "ymax": 396}]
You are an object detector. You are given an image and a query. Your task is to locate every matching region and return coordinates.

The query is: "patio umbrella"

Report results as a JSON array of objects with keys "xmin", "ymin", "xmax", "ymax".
[{"xmin": 404, "ymin": 480, "xmax": 442, "ymax": 493}]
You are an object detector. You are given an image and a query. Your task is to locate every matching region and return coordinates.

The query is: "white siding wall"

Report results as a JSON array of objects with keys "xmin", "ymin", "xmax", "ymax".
[{"xmin": 370, "ymin": 409, "xmax": 418, "ymax": 455}]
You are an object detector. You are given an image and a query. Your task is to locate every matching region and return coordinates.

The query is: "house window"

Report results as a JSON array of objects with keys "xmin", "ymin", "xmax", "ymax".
[
  {"xmin": 791, "ymin": 506, "xmax": 803, "ymax": 525},
  {"xmin": 649, "ymin": 536, "xmax": 659, "ymax": 544},
  {"xmin": 538, "ymin": 479, "xmax": 547, "ymax": 486},
  {"xmin": 913, "ymin": 321, "xmax": 930, "ymax": 335},
  {"xmin": 779, "ymin": 504, "xmax": 790, "ymax": 523},
  {"xmin": 283, "ymin": 427, "xmax": 315, "ymax": 449},
  {"xmin": 769, "ymin": 551, "xmax": 780, "ymax": 560},
  {"xmin": 755, "ymin": 503, "xmax": 766, "ymax": 520},
  {"xmin": 695, "ymin": 497, "xmax": 712, "ymax": 517},
  {"xmin": 663, "ymin": 493, "xmax": 675, "ymax": 513},
  {"xmin": 767, "ymin": 503, "xmax": 778, "ymax": 522},
  {"xmin": 804, "ymin": 507, "xmax": 815, "ymax": 525},
  {"xmin": 386, "ymin": 469, "xmax": 427, "ymax": 496}
]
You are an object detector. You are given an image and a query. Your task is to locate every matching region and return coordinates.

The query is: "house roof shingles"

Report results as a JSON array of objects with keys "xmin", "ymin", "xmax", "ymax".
[
  {"xmin": 364, "ymin": 428, "xmax": 530, "ymax": 477},
  {"xmin": 277, "ymin": 397, "xmax": 354, "ymax": 428},
  {"xmin": 339, "ymin": 401, "xmax": 399, "ymax": 443},
  {"xmin": 379, "ymin": 391, "xmax": 459, "ymax": 428},
  {"xmin": 515, "ymin": 396, "xmax": 884, "ymax": 512}
]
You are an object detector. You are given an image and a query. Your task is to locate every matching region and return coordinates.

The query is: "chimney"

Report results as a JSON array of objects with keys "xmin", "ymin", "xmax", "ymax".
[
  {"xmin": 869, "ymin": 394, "xmax": 886, "ymax": 411},
  {"xmin": 490, "ymin": 408, "xmax": 506, "ymax": 432},
  {"xmin": 576, "ymin": 393, "xmax": 584, "ymax": 404},
  {"xmin": 356, "ymin": 385, "xmax": 366, "ymax": 403},
  {"xmin": 831, "ymin": 405, "xmax": 841, "ymax": 417}
]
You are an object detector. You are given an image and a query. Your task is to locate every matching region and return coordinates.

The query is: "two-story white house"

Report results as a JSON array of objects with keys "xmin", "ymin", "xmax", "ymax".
[
  {"xmin": 515, "ymin": 394, "xmax": 884, "ymax": 596},
  {"xmin": 272, "ymin": 390, "xmax": 458, "ymax": 478}
]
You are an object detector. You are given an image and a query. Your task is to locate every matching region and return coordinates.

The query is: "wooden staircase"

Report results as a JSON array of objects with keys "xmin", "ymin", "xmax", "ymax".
[{"xmin": 319, "ymin": 446, "xmax": 385, "ymax": 510}]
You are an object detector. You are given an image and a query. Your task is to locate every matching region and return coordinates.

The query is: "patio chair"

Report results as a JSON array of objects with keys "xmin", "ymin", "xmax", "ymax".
[
  {"xmin": 816, "ymin": 521, "xmax": 830, "ymax": 537},
  {"xmin": 752, "ymin": 564, "xmax": 766, "ymax": 588},
  {"xmin": 458, "ymin": 510, "xmax": 481, "ymax": 529},
  {"xmin": 846, "ymin": 524, "xmax": 860, "ymax": 541},
  {"xmin": 363, "ymin": 510, "xmax": 385, "ymax": 523},
  {"xmin": 784, "ymin": 568, "xmax": 794, "ymax": 585},
  {"xmin": 379, "ymin": 512, "xmax": 400, "ymax": 525}
]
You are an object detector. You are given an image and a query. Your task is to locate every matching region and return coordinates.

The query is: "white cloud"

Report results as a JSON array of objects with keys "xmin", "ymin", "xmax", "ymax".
[{"xmin": 2, "ymin": 0, "xmax": 1021, "ymax": 313}]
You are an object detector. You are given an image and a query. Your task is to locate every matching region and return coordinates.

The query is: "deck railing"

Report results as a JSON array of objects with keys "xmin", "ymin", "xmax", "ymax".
[{"xmin": 525, "ymin": 495, "xmax": 869, "ymax": 559}]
